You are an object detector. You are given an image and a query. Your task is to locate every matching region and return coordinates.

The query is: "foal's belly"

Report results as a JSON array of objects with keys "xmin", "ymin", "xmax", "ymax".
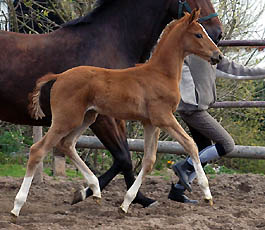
[{"xmin": 92, "ymin": 105, "xmax": 148, "ymax": 123}]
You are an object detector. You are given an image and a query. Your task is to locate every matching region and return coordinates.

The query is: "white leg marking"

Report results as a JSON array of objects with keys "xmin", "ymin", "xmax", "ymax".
[
  {"xmin": 78, "ymin": 186, "xmax": 89, "ymax": 201},
  {"xmin": 11, "ymin": 176, "xmax": 33, "ymax": 217},
  {"xmin": 192, "ymin": 159, "xmax": 212, "ymax": 200},
  {"xmin": 121, "ymin": 169, "xmax": 144, "ymax": 213},
  {"xmin": 70, "ymin": 150, "xmax": 101, "ymax": 199},
  {"xmin": 72, "ymin": 158, "xmax": 101, "ymax": 199},
  {"xmin": 82, "ymin": 172, "xmax": 101, "ymax": 198},
  {"xmin": 78, "ymin": 185, "xmax": 87, "ymax": 201}
]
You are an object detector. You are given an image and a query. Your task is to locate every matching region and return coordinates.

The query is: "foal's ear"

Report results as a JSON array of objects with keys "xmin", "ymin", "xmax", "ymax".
[{"xmin": 189, "ymin": 9, "xmax": 201, "ymax": 24}]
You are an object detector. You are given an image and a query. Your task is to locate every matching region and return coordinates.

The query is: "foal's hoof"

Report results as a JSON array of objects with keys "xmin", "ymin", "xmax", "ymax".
[
  {"xmin": 71, "ymin": 186, "xmax": 85, "ymax": 205},
  {"xmin": 204, "ymin": 198, "xmax": 214, "ymax": 206},
  {"xmin": 119, "ymin": 205, "xmax": 128, "ymax": 214},
  {"xmin": 93, "ymin": 196, "xmax": 101, "ymax": 205},
  {"xmin": 10, "ymin": 209, "xmax": 19, "ymax": 218},
  {"xmin": 10, "ymin": 213, "xmax": 18, "ymax": 223}
]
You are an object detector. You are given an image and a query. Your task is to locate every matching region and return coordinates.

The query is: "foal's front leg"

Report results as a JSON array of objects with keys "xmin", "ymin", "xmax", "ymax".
[
  {"xmin": 161, "ymin": 114, "xmax": 212, "ymax": 204},
  {"xmin": 73, "ymin": 115, "xmax": 156, "ymax": 208},
  {"xmin": 120, "ymin": 123, "xmax": 160, "ymax": 213}
]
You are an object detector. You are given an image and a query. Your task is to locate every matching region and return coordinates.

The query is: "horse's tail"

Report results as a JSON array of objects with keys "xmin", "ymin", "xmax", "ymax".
[{"xmin": 28, "ymin": 73, "xmax": 58, "ymax": 120}]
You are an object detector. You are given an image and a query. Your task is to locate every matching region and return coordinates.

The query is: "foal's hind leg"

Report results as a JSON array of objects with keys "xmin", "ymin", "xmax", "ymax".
[
  {"xmin": 57, "ymin": 111, "xmax": 101, "ymax": 200},
  {"xmin": 120, "ymin": 122, "xmax": 160, "ymax": 213},
  {"xmin": 159, "ymin": 114, "xmax": 212, "ymax": 204},
  {"xmin": 11, "ymin": 125, "xmax": 68, "ymax": 217}
]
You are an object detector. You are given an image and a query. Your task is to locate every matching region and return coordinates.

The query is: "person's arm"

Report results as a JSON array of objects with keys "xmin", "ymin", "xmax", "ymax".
[{"xmin": 216, "ymin": 56, "xmax": 265, "ymax": 80}]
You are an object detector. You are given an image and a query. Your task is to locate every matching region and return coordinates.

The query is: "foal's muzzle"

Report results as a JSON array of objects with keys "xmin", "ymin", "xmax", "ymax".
[{"xmin": 210, "ymin": 51, "xmax": 223, "ymax": 65}]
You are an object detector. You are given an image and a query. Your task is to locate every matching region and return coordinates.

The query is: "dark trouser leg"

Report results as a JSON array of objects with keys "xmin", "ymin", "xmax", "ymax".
[
  {"xmin": 180, "ymin": 111, "xmax": 235, "ymax": 156},
  {"xmin": 87, "ymin": 115, "xmax": 155, "ymax": 207},
  {"xmin": 188, "ymin": 124, "xmax": 213, "ymax": 152}
]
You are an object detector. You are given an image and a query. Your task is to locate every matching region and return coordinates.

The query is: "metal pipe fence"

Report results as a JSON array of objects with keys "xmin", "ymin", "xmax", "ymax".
[{"xmin": 76, "ymin": 136, "xmax": 265, "ymax": 160}]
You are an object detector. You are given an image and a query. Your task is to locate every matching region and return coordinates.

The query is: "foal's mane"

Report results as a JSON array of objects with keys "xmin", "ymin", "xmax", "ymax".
[
  {"xmin": 151, "ymin": 15, "xmax": 188, "ymax": 58},
  {"xmin": 62, "ymin": 0, "xmax": 115, "ymax": 27}
]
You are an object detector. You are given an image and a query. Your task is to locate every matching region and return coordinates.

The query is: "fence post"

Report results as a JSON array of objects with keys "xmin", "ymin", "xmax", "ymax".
[
  {"xmin": 53, "ymin": 148, "xmax": 66, "ymax": 176},
  {"xmin": 33, "ymin": 126, "xmax": 43, "ymax": 184}
]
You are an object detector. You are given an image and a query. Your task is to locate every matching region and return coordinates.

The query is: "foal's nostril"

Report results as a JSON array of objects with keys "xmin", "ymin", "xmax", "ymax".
[
  {"xmin": 211, "ymin": 52, "xmax": 223, "ymax": 64},
  {"xmin": 210, "ymin": 57, "xmax": 217, "ymax": 65}
]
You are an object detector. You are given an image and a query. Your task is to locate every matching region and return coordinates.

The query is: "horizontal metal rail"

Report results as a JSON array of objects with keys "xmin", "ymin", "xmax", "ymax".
[
  {"xmin": 219, "ymin": 40, "xmax": 265, "ymax": 47},
  {"xmin": 211, "ymin": 101, "xmax": 265, "ymax": 108},
  {"xmin": 76, "ymin": 136, "xmax": 265, "ymax": 159}
]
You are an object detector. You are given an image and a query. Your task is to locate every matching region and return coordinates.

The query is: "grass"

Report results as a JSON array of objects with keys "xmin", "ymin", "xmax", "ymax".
[
  {"xmin": 0, "ymin": 164, "xmax": 83, "ymax": 178},
  {"xmin": 65, "ymin": 169, "xmax": 83, "ymax": 178},
  {"xmin": 151, "ymin": 168, "xmax": 171, "ymax": 181},
  {"xmin": 0, "ymin": 164, "xmax": 26, "ymax": 177},
  {"xmin": 0, "ymin": 162, "xmax": 242, "ymax": 180},
  {"xmin": 44, "ymin": 168, "xmax": 83, "ymax": 178}
]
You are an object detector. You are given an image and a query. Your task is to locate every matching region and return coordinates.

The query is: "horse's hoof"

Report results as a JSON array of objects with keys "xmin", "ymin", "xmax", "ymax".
[
  {"xmin": 71, "ymin": 186, "xmax": 85, "ymax": 205},
  {"xmin": 10, "ymin": 209, "xmax": 19, "ymax": 218},
  {"xmin": 10, "ymin": 212, "xmax": 18, "ymax": 223},
  {"xmin": 133, "ymin": 196, "xmax": 157, "ymax": 208},
  {"xmin": 93, "ymin": 196, "xmax": 101, "ymax": 205},
  {"xmin": 119, "ymin": 205, "xmax": 128, "ymax": 214},
  {"xmin": 204, "ymin": 198, "xmax": 214, "ymax": 206},
  {"xmin": 146, "ymin": 201, "xmax": 159, "ymax": 208},
  {"xmin": 117, "ymin": 207, "xmax": 127, "ymax": 218}
]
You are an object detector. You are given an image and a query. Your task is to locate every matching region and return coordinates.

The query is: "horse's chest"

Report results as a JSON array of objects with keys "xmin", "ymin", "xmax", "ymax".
[{"xmin": 163, "ymin": 91, "xmax": 180, "ymax": 109}]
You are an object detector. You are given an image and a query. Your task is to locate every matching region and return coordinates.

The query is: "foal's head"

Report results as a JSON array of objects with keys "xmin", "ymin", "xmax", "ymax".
[{"xmin": 179, "ymin": 9, "xmax": 223, "ymax": 65}]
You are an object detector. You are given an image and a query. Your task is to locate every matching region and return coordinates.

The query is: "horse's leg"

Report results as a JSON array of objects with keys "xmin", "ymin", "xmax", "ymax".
[
  {"xmin": 73, "ymin": 115, "xmax": 156, "ymax": 207},
  {"xmin": 57, "ymin": 111, "xmax": 101, "ymax": 200},
  {"xmin": 11, "ymin": 125, "xmax": 68, "ymax": 217},
  {"xmin": 160, "ymin": 114, "xmax": 212, "ymax": 204},
  {"xmin": 11, "ymin": 104, "xmax": 95, "ymax": 217},
  {"xmin": 120, "ymin": 122, "xmax": 160, "ymax": 213}
]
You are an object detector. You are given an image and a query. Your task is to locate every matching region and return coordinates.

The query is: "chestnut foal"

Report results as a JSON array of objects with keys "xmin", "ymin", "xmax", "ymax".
[{"xmin": 11, "ymin": 10, "xmax": 222, "ymax": 216}]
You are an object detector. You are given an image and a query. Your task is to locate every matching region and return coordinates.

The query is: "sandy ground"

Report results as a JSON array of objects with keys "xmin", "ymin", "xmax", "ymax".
[{"xmin": 0, "ymin": 171, "xmax": 265, "ymax": 230}]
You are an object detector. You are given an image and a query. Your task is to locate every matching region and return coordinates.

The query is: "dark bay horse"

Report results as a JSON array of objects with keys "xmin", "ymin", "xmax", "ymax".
[
  {"xmin": 0, "ymin": 0, "xmax": 222, "ymax": 208},
  {"xmin": 12, "ymin": 10, "xmax": 222, "ymax": 216}
]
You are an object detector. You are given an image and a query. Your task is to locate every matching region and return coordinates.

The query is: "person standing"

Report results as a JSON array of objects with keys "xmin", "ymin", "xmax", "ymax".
[{"xmin": 168, "ymin": 54, "xmax": 265, "ymax": 203}]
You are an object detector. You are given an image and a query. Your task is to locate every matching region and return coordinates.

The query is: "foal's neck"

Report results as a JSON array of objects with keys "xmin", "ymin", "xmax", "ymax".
[{"xmin": 148, "ymin": 24, "xmax": 186, "ymax": 79}]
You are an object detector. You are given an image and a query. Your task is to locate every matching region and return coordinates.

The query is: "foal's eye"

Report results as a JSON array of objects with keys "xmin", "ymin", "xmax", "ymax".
[{"xmin": 195, "ymin": 33, "xmax": 203, "ymax": 39}]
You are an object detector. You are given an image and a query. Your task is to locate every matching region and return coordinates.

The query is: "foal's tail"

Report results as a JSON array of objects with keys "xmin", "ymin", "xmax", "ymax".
[{"xmin": 28, "ymin": 73, "xmax": 58, "ymax": 120}]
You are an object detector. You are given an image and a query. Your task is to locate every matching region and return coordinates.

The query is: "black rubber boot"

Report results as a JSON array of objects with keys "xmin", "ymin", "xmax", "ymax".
[
  {"xmin": 172, "ymin": 159, "xmax": 194, "ymax": 192},
  {"xmin": 168, "ymin": 183, "xmax": 198, "ymax": 204}
]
